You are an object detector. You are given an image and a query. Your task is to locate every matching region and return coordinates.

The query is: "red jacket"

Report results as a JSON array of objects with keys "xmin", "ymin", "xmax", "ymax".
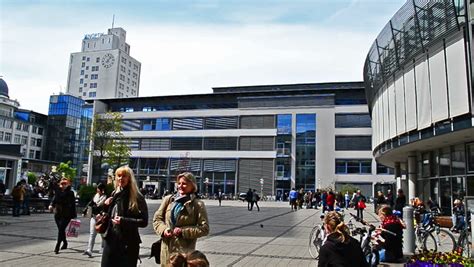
[{"xmin": 327, "ymin": 193, "xmax": 335, "ymax": 206}]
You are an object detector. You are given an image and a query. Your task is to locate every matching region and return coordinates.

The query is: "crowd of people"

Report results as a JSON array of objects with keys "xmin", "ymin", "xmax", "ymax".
[{"xmin": 5, "ymin": 167, "xmax": 470, "ymax": 266}]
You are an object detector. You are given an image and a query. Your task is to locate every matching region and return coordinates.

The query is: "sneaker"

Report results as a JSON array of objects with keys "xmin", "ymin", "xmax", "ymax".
[{"xmin": 84, "ymin": 251, "xmax": 92, "ymax": 258}]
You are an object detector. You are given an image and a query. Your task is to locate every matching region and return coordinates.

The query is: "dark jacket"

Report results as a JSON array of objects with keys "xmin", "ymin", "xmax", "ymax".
[
  {"xmin": 104, "ymin": 187, "xmax": 148, "ymax": 245},
  {"xmin": 381, "ymin": 216, "xmax": 404, "ymax": 262},
  {"xmin": 318, "ymin": 234, "xmax": 368, "ymax": 267},
  {"xmin": 352, "ymin": 194, "xmax": 366, "ymax": 210},
  {"xmin": 50, "ymin": 187, "xmax": 76, "ymax": 219},
  {"xmin": 394, "ymin": 194, "xmax": 406, "ymax": 212}
]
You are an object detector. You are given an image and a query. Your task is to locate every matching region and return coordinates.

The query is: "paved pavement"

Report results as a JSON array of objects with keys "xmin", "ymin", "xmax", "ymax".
[{"xmin": 0, "ymin": 200, "xmax": 402, "ymax": 266}]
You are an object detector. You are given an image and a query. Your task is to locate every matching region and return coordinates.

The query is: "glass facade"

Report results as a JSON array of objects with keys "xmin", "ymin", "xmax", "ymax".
[
  {"xmin": 295, "ymin": 114, "xmax": 316, "ymax": 190},
  {"xmin": 276, "ymin": 114, "xmax": 292, "ymax": 194}
]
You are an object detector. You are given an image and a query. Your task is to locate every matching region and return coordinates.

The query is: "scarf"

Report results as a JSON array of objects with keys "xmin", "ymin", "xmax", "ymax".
[
  {"xmin": 171, "ymin": 193, "xmax": 191, "ymax": 226},
  {"xmin": 382, "ymin": 215, "xmax": 403, "ymax": 229}
]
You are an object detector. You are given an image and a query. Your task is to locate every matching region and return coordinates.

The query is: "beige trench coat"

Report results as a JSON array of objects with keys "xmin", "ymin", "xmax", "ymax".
[{"xmin": 153, "ymin": 194, "xmax": 209, "ymax": 266}]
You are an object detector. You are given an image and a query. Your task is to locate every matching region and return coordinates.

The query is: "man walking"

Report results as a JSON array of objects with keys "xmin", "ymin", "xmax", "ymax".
[
  {"xmin": 217, "ymin": 188, "xmax": 223, "ymax": 207},
  {"xmin": 246, "ymin": 188, "xmax": 253, "ymax": 211},
  {"xmin": 252, "ymin": 189, "xmax": 260, "ymax": 212},
  {"xmin": 289, "ymin": 188, "xmax": 298, "ymax": 211}
]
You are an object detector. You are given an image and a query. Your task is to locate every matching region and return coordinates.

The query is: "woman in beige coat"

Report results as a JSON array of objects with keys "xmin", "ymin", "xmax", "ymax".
[{"xmin": 153, "ymin": 172, "xmax": 209, "ymax": 266}]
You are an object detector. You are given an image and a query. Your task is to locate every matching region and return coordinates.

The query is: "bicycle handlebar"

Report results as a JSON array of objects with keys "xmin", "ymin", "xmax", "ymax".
[{"xmin": 349, "ymin": 213, "xmax": 397, "ymax": 236}]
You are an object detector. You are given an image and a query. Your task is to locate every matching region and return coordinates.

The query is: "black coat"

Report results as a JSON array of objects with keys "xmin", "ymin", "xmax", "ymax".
[
  {"xmin": 381, "ymin": 220, "xmax": 404, "ymax": 262},
  {"xmin": 394, "ymin": 195, "xmax": 406, "ymax": 212},
  {"xmin": 318, "ymin": 234, "xmax": 368, "ymax": 267},
  {"xmin": 104, "ymin": 187, "xmax": 148, "ymax": 245},
  {"xmin": 50, "ymin": 187, "xmax": 76, "ymax": 220}
]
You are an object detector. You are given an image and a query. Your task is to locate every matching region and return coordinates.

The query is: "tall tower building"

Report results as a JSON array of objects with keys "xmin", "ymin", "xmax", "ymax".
[{"xmin": 66, "ymin": 27, "xmax": 141, "ymax": 99}]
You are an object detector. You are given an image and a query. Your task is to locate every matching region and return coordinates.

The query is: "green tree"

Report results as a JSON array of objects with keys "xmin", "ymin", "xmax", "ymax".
[
  {"xmin": 90, "ymin": 112, "xmax": 129, "ymax": 178},
  {"xmin": 105, "ymin": 139, "xmax": 131, "ymax": 171},
  {"xmin": 56, "ymin": 161, "xmax": 77, "ymax": 182}
]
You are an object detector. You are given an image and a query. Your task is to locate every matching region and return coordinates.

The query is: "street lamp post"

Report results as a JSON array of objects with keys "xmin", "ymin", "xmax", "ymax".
[{"xmin": 260, "ymin": 178, "xmax": 264, "ymax": 199}]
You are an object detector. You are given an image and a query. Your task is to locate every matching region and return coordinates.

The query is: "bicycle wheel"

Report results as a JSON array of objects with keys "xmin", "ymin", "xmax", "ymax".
[
  {"xmin": 308, "ymin": 225, "xmax": 323, "ymax": 259},
  {"xmin": 432, "ymin": 228, "xmax": 456, "ymax": 253},
  {"xmin": 459, "ymin": 233, "xmax": 472, "ymax": 258},
  {"xmin": 423, "ymin": 231, "xmax": 438, "ymax": 252}
]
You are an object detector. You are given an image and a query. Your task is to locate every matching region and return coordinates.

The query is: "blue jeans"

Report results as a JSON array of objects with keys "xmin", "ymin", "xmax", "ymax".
[
  {"xmin": 379, "ymin": 248, "xmax": 386, "ymax": 262},
  {"xmin": 13, "ymin": 200, "xmax": 22, "ymax": 216}
]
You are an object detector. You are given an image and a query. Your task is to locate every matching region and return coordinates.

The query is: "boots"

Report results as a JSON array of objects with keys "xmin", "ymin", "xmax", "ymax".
[
  {"xmin": 61, "ymin": 240, "xmax": 68, "ymax": 250},
  {"xmin": 54, "ymin": 242, "xmax": 60, "ymax": 254}
]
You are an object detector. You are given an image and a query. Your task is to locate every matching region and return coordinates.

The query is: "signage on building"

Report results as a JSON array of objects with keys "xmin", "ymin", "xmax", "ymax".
[{"xmin": 84, "ymin": 33, "xmax": 104, "ymax": 40}]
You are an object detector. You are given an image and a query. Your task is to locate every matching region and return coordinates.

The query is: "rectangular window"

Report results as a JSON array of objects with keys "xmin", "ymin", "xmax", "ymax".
[
  {"xmin": 82, "ymin": 56, "xmax": 86, "ymax": 60},
  {"xmin": 36, "ymin": 139, "xmax": 42, "ymax": 147},
  {"xmin": 91, "ymin": 74, "xmax": 98, "ymax": 79},
  {"xmin": 38, "ymin": 127, "xmax": 43, "ymax": 135},
  {"xmin": 80, "ymin": 70, "xmax": 84, "ymax": 75},
  {"xmin": 170, "ymin": 137, "xmax": 202, "ymax": 150},
  {"xmin": 14, "ymin": 134, "xmax": 20, "ymax": 143},
  {"xmin": 80, "ymin": 78, "xmax": 83, "ymax": 84},
  {"xmin": 204, "ymin": 137, "xmax": 238, "ymax": 150},
  {"xmin": 88, "ymin": 92, "xmax": 96, "ymax": 97},
  {"xmin": 81, "ymin": 62, "xmax": 85, "ymax": 67},
  {"xmin": 96, "ymin": 57, "xmax": 100, "ymax": 63},
  {"xmin": 22, "ymin": 124, "xmax": 29, "ymax": 131},
  {"xmin": 86, "ymin": 66, "xmax": 89, "ymax": 70},
  {"xmin": 30, "ymin": 137, "xmax": 36, "ymax": 146},
  {"xmin": 90, "ymin": 83, "xmax": 97, "ymax": 88},
  {"xmin": 84, "ymin": 83, "xmax": 87, "ymax": 87},
  {"xmin": 35, "ymin": 151, "xmax": 41, "ymax": 159},
  {"xmin": 16, "ymin": 122, "xmax": 21, "ymax": 130},
  {"xmin": 335, "ymin": 159, "xmax": 372, "ymax": 174},
  {"xmin": 335, "ymin": 136, "xmax": 371, "ymax": 151},
  {"xmin": 0, "ymin": 131, "xmax": 3, "ymax": 141},
  {"xmin": 29, "ymin": 150, "xmax": 34, "ymax": 159},
  {"xmin": 172, "ymin": 118, "xmax": 203, "ymax": 130},
  {"xmin": 467, "ymin": 143, "xmax": 474, "ymax": 173},
  {"xmin": 4, "ymin": 132, "xmax": 11, "ymax": 142},
  {"xmin": 86, "ymin": 57, "xmax": 90, "ymax": 61},
  {"xmin": 240, "ymin": 115, "xmax": 275, "ymax": 129},
  {"xmin": 277, "ymin": 114, "xmax": 292, "ymax": 134},
  {"xmin": 335, "ymin": 113, "xmax": 371, "ymax": 128},
  {"xmin": 240, "ymin": 137, "xmax": 274, "ymax": 151},
  {"xmin": 85, "ymin": 74, "xmax": 88, "ymax": 78},
  {"xmin": 204, "ymin": 117, "xmax": 238, "ymax": 129},
  {"xmin": 21, "ymin": 136, "xmax": 27, "ymax": 145},
  {"xmin": 377, "ymin": 163, "xmax": 394, "ymax": 174}
]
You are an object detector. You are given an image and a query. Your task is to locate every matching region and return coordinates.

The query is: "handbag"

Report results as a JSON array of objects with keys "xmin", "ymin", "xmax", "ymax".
[
  {"xmin": 95, "ymin": 211, "xmax": 110, "ymax": 234},
  {"xmin": 149, "ymin": 240, "xmax": 162, "ymax": 264},
  {"xmin": 66, "ymin": 219, "xmax": 81, "ymax": 237},
  {"xmin": 358, "ymin": 200, "xmax": 366, "ymax": 209}
]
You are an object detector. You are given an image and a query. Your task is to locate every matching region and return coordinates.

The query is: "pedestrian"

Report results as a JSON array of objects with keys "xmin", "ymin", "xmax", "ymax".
[
  {"xmin": 48, "ymin": 178, "xmax": 77, "ymax": 254},
  {"xmin": 0, "ymin": 179, "xmax": 5, "ymax": 196},
  {"xmin": 452, "ymin": 199, "xmax": 466, "ymax": 233},
  {"xmin": 394, "ymin": 189, "xmax": 406, "ymax": 217},
  {"xmin": 298, "ymin": 188, "xmax": 304, "ymax": 209},
  {"xmin": 315, "ymin": 189, "xmax": 321, "ymax": 209},
  {"xmin": 321, "ymin": 190, "xmax": 328, "ymax": 212},
  {"xmin": 326, "ymin": 190, "xmax": 335, "ymax": 211},
  {"xmin": 376, "ymin": 191, "xmax": 386, "ymax": 212},
  {"xmin": 289, "ymin": 188, "xmax": 298, "ymax": 211},
  {"xmin": 246, "ymin": 188, "xmax": 253, "ymax": 211},
  {"xmin": 252, "ymin": 189, "xmax": 260, "ymax": 212},
  {"xmin": 11, "ymin": 181, "xmax": 25, "ymax": 217},
  {"xmin": 20, "ymin": 179, "xmax": 32, "ymax": 215},
  {"xmin": 352, "ymin": 190, "xmax": 366, "ymax": 220},
  {"xmin": 101, "ymin": 166, "xmax": 148, "ymax": 267},
  {"xmin": 153, "ymin": 172, "xmax": 210, "ymax": 267},
  {"xmin": 318, "ymin": 211, "xmax": 368, "ymax": 267},
  {"xmin": 217, "ymin": 188, "xmax": 223, "ymax": 207},
  {"xmin": 344, "ymin": 191, "xmax": 350, "ymax": 210},
  {"xmin": 83, "ymin": 183, "xmax": 107, "ymax": 258},
  {"xmin": 336, "ymin": 191, "xmax": 343, "ymax": 209},
  {"xmin": 169, "ymin": 250, "xmax": 210, "ymax": 267},
  {"xmin": 386, "ymin": 189, "xmax": 394, "ymax": 208}
]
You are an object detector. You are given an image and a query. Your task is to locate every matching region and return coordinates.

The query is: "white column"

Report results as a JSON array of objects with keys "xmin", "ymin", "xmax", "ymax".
[{"xmin": 407, "ymin": 153, "xmax": 417, "ymax": 202}]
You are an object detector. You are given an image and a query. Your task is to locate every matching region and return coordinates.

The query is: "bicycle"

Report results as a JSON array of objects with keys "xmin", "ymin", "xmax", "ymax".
[
  {"xmin": 349, "ymin": 213, "xmax": 397, "ymax": 267},
  {"xmin": 414, "ymin": 211, "xmax": 456, "ymax": 253},
  {"xmin": 455, "ymin": 219, "xmax": 471, "ymax": 258},
  {"xmin": 308, "ymin": 208, "xmax": 355, "ymax": 259}
]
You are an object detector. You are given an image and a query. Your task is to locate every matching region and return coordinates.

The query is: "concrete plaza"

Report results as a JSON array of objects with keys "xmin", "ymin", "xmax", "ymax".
[{"xmin": 0, "ymin": 200, "xmax": 396, "ymax": 266}]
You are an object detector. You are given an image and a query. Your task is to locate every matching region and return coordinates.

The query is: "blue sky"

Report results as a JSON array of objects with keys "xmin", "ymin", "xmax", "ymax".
[{"xmin": 1, "ymin": 0, "xmax": 405, "ymax": 113}]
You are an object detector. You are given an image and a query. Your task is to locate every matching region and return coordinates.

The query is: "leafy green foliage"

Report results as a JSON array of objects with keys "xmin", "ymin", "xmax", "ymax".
[
  {"xmin": 78, "ymin": 184, "xmax": 96, "ymax": 204},
  {"xmin": 339, "ymin": 184, "xmax": 359, "ymax": 194},
  {"xmin": 27, "ymin": 172, "xmax": 37, "ymax": 185},
  {"xmin": 56, "ymin": 161, "xmax": 77, "ymax": 181}
]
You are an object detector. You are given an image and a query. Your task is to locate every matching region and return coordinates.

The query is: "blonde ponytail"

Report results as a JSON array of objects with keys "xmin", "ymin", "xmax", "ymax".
[{"xmin": 324, "ymin": 211, "xmax": 350, "ymax": 243}]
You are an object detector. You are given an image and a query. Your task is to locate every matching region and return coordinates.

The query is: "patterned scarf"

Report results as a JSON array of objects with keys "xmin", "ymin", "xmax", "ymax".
[
  {"xmin": 382, "ymin": 214, "xmax": 403, "ymax": 229},
  {"xmin": 171, "ymin": 193, "xmax": 191, "ymax": 226}
]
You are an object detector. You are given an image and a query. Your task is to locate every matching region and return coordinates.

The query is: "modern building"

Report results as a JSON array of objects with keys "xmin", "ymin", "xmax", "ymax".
[
  {"xmin": 45, "ymin": 94, "xmax": 93, "ymax": 182},
  {"xmin": 363, "ymin": 1, "xmax": 474, "ymax": 214},
  {"xmin": 0, "ymin": 78, "xmax": 50, "ymax": 190},
  {"xmin": 90, "ymin": 82, "xmax": 393, "ymax": 197},
  {"xmin": 66, "ymin": 27, "xmax": 141, "ymax": 100}
]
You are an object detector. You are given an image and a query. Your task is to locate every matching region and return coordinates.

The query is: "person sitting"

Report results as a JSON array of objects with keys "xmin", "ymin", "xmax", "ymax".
[
  {"xmin": 318, "ymin": 211, "xmax": 368, "ymax": 267},
  {"xmin": 452, "ymin": 199, "xmax": 466, "ymax": 233},
  {"xmin": 377, "ymin": 205, "xmax": 404, "ymax": 263}
]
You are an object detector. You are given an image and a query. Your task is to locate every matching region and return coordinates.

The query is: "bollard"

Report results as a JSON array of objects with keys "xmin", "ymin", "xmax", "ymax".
[
  {"xmin": 403, "ymin": 206, "xmax": 415, "ymax": 255},
  {"xmin": 471, "ymin": 209, "xmax": 474, "ymax": 258}
]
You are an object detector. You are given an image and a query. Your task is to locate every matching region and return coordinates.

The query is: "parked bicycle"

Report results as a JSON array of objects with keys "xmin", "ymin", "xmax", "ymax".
[
  {"xmin": 414, "ymin": 210, "xmax": 456, "ymax": 253},
  {"xmin": 455, "ymin": 218, "xmax": 471, "ymax": 258},
  {"xmin": 308, "ymin": 208, "xmax": 355, "ymax": 259}
]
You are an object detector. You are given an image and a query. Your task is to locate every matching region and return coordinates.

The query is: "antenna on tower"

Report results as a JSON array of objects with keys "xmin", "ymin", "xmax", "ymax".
[{"xmin": 112, "ymin": 14, "xmax": 115, "ymax": 29}]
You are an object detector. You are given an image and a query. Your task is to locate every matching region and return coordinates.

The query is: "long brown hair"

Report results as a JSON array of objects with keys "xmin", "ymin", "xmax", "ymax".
[{"xmin": 324, "ymin": 211, "xmax": 351, "ymax": 243}]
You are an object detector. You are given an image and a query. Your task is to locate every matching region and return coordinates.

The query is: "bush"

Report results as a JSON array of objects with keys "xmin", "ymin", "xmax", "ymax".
[
  {"xmin": 78, "ymin": 185, "xmax": 96, "ymax": 205},
  {"xmin": 407, "ymin": 250, "xmax": 474, "ymax": 267},
  {"xmin": 27, "ymin": 172, "xmax": 37, "ymax": 185}
]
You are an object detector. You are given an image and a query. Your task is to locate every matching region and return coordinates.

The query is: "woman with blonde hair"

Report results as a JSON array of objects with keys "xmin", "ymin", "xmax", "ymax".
[
  {"xmin": 101, "ymin": 166, "xmax": 148, "ymax": 267},
  {"xmin": 153, "ymin": 172, "xmax": 209, "ymax": 267},
  {"xmin": 318, "ymin": 211, "xmax": 368, "ymax": 267}
]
